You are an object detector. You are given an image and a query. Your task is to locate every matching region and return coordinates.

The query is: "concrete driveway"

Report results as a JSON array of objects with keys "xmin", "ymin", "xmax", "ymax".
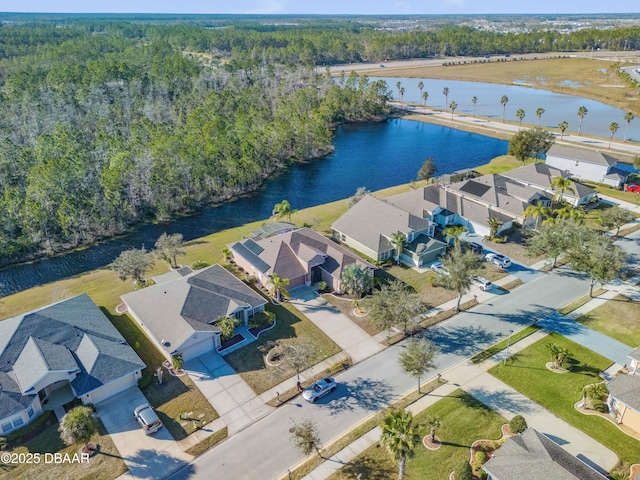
[
  {"xmin": 289, "ymin": 287, "xmax": 384, "ymax": 363},
  {"xmin": 184, "ymin": 351, "xmax": 273, "ymax": 435},
  {"xmin": 95, "ymin": 387, "xmax": 191, "ymax": 479}
]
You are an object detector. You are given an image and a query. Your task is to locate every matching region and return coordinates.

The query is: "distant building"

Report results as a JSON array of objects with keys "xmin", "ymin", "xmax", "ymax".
[{"xmin": 545, "ymin": 144, "xmax": 629, "ymax": 187}]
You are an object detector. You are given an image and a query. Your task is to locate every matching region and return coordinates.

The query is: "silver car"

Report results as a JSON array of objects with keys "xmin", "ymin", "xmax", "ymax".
[
  {"xmin": 302, "ymin": 377, "xmax": 337, "ymax": 403},
  {"xmin": 484, "ymin": 253, "xmax": 511, "ymax": 269},
  {"xmin": 134, "ymin": 403, "xmax": 163, "ymax": 435}
]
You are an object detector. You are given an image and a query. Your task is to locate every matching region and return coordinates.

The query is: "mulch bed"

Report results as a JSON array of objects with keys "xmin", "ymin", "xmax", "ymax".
[
  {"xmin": 423, "ymin": 435, "xmax": 442, "ymax": 450},
  {"xmin": 218, "ymin": 333, "xmax": 245, "ymax": 351},
  {"xmin": 249, "ymin": 321, "xmax": 274, "ymax": 337}
]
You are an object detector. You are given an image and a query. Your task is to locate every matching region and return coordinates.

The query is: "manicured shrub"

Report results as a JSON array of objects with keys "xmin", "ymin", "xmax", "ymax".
[
  {"xmin": 191, "ymin": 260, "xmax": 209, "ymax": 270},
  {"xmin": 592, "ymin": 399, "xmax": 608, "ymax": 413},
  {"xmin": 510, "ymin": 414, "xmax": 528, "ymax": 434},
  {"xmin": 454, "ymin": 461, "xmax": 473, "ymax": 480},
  {"xmin": 475, "ymin": 451, "xmax": 488, "ymax": 465},
  {"xmin": 249, "ymin": 311, "xmax": 275, "ymax": 328}
]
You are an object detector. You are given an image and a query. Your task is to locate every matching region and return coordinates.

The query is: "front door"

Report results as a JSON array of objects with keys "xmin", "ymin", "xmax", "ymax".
[{"xmin": 311, "ymin": 266, "xmax": 322, "ymax": 283}]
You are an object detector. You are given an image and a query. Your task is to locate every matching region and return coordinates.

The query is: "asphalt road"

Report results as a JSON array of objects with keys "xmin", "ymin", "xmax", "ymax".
[{"xmin": 169, "ymin": 230, "xmax": 640, "ymax": 480}]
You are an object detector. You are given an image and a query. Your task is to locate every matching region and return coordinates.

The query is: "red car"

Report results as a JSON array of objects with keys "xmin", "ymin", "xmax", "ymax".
[{"xmin": 625, "ymin": 184, "xmax": 640, "ymax": 193}]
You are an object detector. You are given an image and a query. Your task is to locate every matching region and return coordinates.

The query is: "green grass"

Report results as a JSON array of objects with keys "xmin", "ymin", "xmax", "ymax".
[
  {"xmin": 490, "ymin": 333, "xmax": 639, "ymax": 473},
  {"xmin": 0, "ymin": 417, "xmax": 127, "ymax": 480},
  {"xmin": 474, "ymin": 155, "xmax": 529, "ymax": 175},
  {"xmin": 184, "ymin": 427, "xmax": 228, "ymax": 457},
  {"xmin": 576, "ymin": 295, "xmax": 640, "ymax": 347},
  {"xmin": 471, "ymin": 324, "xmax": 541, "ymax": 364},
  {"xmin": 557, "ymin": 288, "xmax": 607, "ymax": 315},
  {"xmin": 583, "ymin": 181, "xmax": 640, "ymax": 206},
  {"xmin": 225, "ymin": 301, "xmax": 341, "ymax": 394},
  {"xmin": 327, "ymin": 390, "xmax": 507, "ymax": 480}
]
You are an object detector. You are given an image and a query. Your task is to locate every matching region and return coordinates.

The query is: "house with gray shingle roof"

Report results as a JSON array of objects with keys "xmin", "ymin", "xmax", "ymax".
[
  {"xmin": 0, "ymin": 294, "xmax": 145, "ymax": 435},
  {"xmin": 229, "ymin": 227, "xmax": 375, "ymax": 293},
  {"xmin": 606, "ymin": 373, "xmax": 640, "ymax": 434},
  {"xmin": 482, "ymin": 427, "xmax": 607, "ymax": 480},
  {"xmin": 122, "ymin": 264, "xmax": 267, "ymax": 361},
  {"xmin": 331, "ymin": 195, "xmax": 448, "ymax": 266},
  {"xmin": 545, "ymin": 144, "xmax": 629, "ymax": 187}
]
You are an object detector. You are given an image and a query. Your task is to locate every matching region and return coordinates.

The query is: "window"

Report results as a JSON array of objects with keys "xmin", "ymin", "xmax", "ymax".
[
  {"xmin": 27, "ymin": 405, "xmax": 34, "ymax": 418},
  {"xmin": 13, "ymin": 416, "xmax": 23, "ymax": 428},
  {"xmin": 1, "ymin": 421, "xmax": 11, "ymax": 433},
  {"xmin": 379, "ymin": 251, "xmax": 390, "ymax": 260},
  {"xmin": 406, "ymin": 231, "xmax": 414, "ymax": 242}
]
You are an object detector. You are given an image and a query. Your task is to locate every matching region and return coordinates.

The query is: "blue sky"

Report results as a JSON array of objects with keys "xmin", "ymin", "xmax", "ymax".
[{"xmin": 0, "ymin": 1, "xmax": 636, "ymax": 15}]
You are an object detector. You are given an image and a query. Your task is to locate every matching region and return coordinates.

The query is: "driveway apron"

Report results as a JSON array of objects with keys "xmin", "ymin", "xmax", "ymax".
[{"xmin": 95, "ymin": 387, "xmax": 191, "ymax": 479}]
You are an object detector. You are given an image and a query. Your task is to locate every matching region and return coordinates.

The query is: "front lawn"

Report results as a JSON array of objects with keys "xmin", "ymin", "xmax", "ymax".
[
  {"xmin": 328, "ymin": 390, "xmax": 506, "ymax": 480},
  {"xmin": 0, "ymin": 414, "xmax": 126, "ymax": 480},
  {"xmin": 583, "ymin": 181, "xmax": 640, "ymax": 206},
  {"xmin": 225, "ymin": 302, "xmax": 341, "ymax": 394},
  {"xmin": 576, "ymin": 295, "xmax": 640, "ymax": 347},
  {"xmin": 489, "ymin": 333, "xmax": 639, "ymax": 473}
]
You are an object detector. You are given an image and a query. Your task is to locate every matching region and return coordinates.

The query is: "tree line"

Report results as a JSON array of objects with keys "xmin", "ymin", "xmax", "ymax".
[{"xmin": 0, "ymin": 21, "xmax": 391, "ymax": 261}]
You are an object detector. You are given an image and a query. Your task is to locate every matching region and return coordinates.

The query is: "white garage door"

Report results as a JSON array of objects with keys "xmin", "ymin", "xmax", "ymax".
[
  {"xmin": 89, "ymin": 373, "xmax": 138, "ymax": 405},
  {"xmin": 180, "ymin": 337, "xmax": 215, "ymax": 362}
]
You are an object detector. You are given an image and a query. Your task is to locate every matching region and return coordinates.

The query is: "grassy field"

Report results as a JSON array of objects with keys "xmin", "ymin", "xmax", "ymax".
[
  {"xmin": 327, "ymin": 390, "xmax": 506, "ymax": 480},
  {"xmin": 490, "ymin": 333, "xmax": 639, "ymax": 474},
  {"xmin": 576, "ymin": 295, "xmax": 640, "ymax": 347},
  {"xmin": 369, "ymin": 57, "xmax": 640, "ymax": 116},
  {"xmin": 224, "ymin": 301, "xmax": 341, "ymax": 394},
  {"xmin": 470, "ymin": 324, "xmax": 541, "ymax": 364},
  {"xmin": 0, "ymin": 415, "xmax": 127, "ymax": 480},
  {"xmin": 473, "ymin": 155, "xmax": 529, "ymax": 175},
  {"xmin": 583, "ymin": 181, "xmax": 640, "ymax": 206}
]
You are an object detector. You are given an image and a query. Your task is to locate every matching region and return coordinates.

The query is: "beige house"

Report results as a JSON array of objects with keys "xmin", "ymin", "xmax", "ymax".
[
  {"xmin": 229, "ymin": 227, "xmax": 375, "ymax": 293},
  {"xmin": 607, "ymin": 372, "xmax": 640, "ymax": 434}
]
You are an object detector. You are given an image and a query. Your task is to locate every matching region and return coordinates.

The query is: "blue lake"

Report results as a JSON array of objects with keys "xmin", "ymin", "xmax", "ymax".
[
  {"xmin": 372, "ymin": 77, "xmax": 637, "ymax": 141},
  {"xmin": 0, "ymin": 120, "xmax": 506, "ymax": 297}
]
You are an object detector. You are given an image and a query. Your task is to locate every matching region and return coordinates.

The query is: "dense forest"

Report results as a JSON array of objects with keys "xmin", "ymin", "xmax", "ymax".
[
  {"xmin": 1, "ymin": 16, "xmax": 640, "ymax": 261},
  {"xmin": 0, "ymin": 21, "xmax": 390, "ymax": 260}
]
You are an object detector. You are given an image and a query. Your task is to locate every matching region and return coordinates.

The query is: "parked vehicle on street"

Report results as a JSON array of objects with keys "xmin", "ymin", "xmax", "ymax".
[
  {"xmin": 134, "ymin": 403, "xmax": 163, "ymax": 434},
  {"xmin": 625, "ymin": 184, "xmax": 640, "ymax": 193},
  {"xmin": 303, "ymin": 377, "xmax": 337, "ymax": 403},
  {"xmin": 485, "ymin": 253, "xmax": 511, "ymax": 269},
  {"xmin": 471, "ymin": 276, "xmax": 493, "ymax": 291},
  {"xmin": 431, "ymin": 261, "xmax": 450, "ymax": 276}
]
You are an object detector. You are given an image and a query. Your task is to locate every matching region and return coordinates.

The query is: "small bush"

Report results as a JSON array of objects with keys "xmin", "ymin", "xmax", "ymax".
[
  {"xmin": 326, "ymin": 357, "xmax": 352, "ymax": 374},
  {"xmin": 191, "ymin": 260, "xmax": 209, "ymax": 270},
  {"xmin": 591, "ymin": 399, "xmax": 608, "ymax": 413},
  {"xmin": 245, "ymin": 275, "xmax": 256, "ymax": 285},
  {"xmin": 477, "ymin": 469, "xmax": 488, "ymax": 480},
  {"xmin": 510, "ymin": 414, "xmax": 528, "ymax": 434},
  {"xmin": 249, "ymin": 311, "xmax": 275, "ymax": 328},
  {"xmin": 475, "ymin": 451, "xmax": 488, "ymax": 465},
  {"xmin": 454, "ymin": 461, "xmax": 473, "ymax": 480},
  {"xmin": 318, "ymin": 281, "xmax": 327, "ymax": 292}
]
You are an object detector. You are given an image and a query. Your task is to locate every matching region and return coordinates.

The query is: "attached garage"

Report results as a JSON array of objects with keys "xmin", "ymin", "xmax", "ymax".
[
  {"xmin": 178, "ymin": 333, "xmax": 218, "ymax": 361},
  {"xmin": 84, "ymin": 372, "xmax": 140, "ymax": 405}
]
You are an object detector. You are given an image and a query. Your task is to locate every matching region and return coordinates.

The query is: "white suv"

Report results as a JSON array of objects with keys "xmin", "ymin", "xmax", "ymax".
[
  {"xmin": 471, "ymin": 276, "xmax": 493, "ymax": 291},
  {"xmin": 484, "ymin": 253, "xmax": 511, "ymax": 269}
]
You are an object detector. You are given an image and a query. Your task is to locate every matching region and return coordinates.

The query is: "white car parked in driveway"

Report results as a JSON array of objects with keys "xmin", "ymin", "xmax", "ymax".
[
  {"xmin": 471, "ymin": 276, "xmax": 492, "ymax": 291},
  {"xmin": 430, "ymin": 261, "xmax": 450, "ymax": 276},
  {"xmin": 485, "ymin": 253, "xmax": 511, "ymax": 269}
]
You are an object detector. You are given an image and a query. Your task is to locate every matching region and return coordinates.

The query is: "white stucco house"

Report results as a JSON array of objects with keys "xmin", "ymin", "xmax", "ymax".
[
  {"xmin": 122, "ymin": 264, "xmax": 268, "ymax": 361},
  {"xmin": 545, "ymin": 144, "xmax": 629, "ymax": 187},
  {"xmin": 0, "ymin": 294, "xmax": 145, "ymax": 435}
]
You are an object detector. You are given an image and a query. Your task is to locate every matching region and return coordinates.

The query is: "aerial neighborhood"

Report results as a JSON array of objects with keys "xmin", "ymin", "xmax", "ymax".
[{"xmin": 1, "ymin": 8, "xmax": 640, "ymax": 480}]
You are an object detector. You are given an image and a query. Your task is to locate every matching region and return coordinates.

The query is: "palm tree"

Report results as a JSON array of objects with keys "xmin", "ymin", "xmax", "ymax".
[
  {"xmin": 417, "ymin": 81, "xmax": 424, "ymax": 100},
  {"xmin": 524, "ymin": 203, "xmax": 551, "ymax": 229},
  {"xmin": 471, "ymin": 96, "xmax": 478, "ymax": 117},
  {"xmin": 443, "ymin": 224, "xmax": 466, "ymax": 249},
  {"xmin": 426, "ymin": 415, "xmax": 441, "ymax": 444},
  {"xmin": 421, "ymin": 91, "xmax": 428, "ymax": 110},
  {"xmin": 449, "ymin": 101, "xmax": 457, "ymax": 120},
  {"xmin": 623, "ymin": 112, "xmax": 635, "ymax": 142},
  {"xmin": 396, "ymin": 81, "xmax": 402, "ymax": 100},
  {"xmin": 340, "ymin": 263, "xmax": 373, "ymax": 298},
  {"xmin": 583, "ymin": 382, "xmax": 608, "ymax": 405},
  {"xmin": 550, "ymin": 176, "xmax": 575, "ymax": 205},
  {"xmin": 500, "ymin": 95, "xmax": 509, "ymax": 122},
  {"xmin": 380, "ymin": 409, "xmax": 422, "ymax": 480},
  {"xmin": 442, "ymin": 87, "xmax": 449, "ymax": 111},
  {"xmin": 269, "ymin": 273, "xmax": 290, "ymax": 302},
  {"xmin": 390, "ymin": 231, "xmax": 406, "ymax": 265},
  {"xmin": 558, "ymin": 120, "xmax": 569, "ymax": 140},
  {"xmin": 487, "ymin": 216, "xmax": 503, "ymax": 240},
  {"xmin": 536, "ymin": 107, "xmax": 545, "ymax": 126},
  {"xmin": 577, "ymin": 106, "xmax": 588, "ymax": 135},
  {"xmin": 546, "ymin": 342, "xmax": 571, "ymax": 369},
  {"xmin": 516, "ymin": 108, "xmax": 525, "ymax": 130},
  {"xmin": 608, "ymin": 121, "xmax": 619, "ymax": 148},
  {"xmin": 273, "ymin": 199, "xmax": 297, "ymax": 222},
  {"xmin": 399, "ymin": 87, "xmax": 405, "ymax": 103},
  {"xmin": 556, "ymin": 205, "xmax": 585, "ymax": 224}
]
